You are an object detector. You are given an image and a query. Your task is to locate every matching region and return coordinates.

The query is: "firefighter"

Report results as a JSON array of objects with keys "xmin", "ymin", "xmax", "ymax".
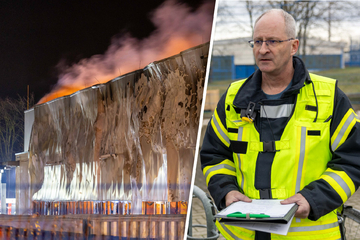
[{"xmin": 200, "ymin": 9, "xmax": 360, "ymax": 240}]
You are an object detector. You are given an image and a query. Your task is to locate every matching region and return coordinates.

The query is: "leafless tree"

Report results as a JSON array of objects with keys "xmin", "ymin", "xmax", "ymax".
[
  {"xmin": 215, "ymin": 0, "xmax": 251, "ymax": 39},
  {"xmin": 299, "ymin": 1, "xmax": 318, "ymax": 58},
  {"xmin": 245, "ymin": 0, "xmax": 258, "ymax": 66},
  {"xmin": 322, "ymin": 1, "xmax": 360, "ymax": 42},
  {"xmin": 246, "ymin": 0, "xmax": 255, "ymax": 36},
  {"xmin": 214, "ymin": 0, "xmax": 360, "ymax": 71},
  {"xmin": 264, "ymin": 1, "xmax": 360, "ymax": 56},
  {"xmin": 265, "ymin": 1, "xmax": 322, "ymax": 58},
  {"xmin": 0, "ymin": 95, "xmax": 34, "ymax": 162}
]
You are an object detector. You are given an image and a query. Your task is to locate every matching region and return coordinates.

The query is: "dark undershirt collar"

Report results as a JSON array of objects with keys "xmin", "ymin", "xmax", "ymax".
[{"xmin": 263, "ymin": 79, "xmax": 293, "ymax": 100}]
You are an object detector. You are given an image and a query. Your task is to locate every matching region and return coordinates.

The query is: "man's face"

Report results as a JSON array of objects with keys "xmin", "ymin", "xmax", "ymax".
[{"xmin": 253, "ymin": 12, "xmax": 298, "ymax": 76}]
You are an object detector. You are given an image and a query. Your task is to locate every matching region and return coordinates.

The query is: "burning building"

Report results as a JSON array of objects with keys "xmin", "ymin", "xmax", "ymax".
[{"xmin": 3, "ymin": 42, "xmax": 209, "ymax": 239}]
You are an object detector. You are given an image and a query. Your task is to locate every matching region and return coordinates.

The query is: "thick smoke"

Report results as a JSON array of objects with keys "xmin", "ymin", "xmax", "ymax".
[{"xmin": 39, "ymin": 0, "xmax": 214, "ymax": 104}]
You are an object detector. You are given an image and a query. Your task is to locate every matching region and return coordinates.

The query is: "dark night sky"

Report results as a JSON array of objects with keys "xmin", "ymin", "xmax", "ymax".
[{"xmin": 0, "ymin": 0, "xmax": 210, "ymax": 103}]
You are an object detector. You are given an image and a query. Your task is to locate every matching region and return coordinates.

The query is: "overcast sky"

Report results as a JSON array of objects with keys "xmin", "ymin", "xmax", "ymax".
[{"xmin": 214, "ymin": 0, "xmax": 360, "ymax": 46}]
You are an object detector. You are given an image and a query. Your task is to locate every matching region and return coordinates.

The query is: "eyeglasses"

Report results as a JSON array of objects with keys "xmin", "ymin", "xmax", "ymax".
[{"xmin": 248, "ymin": 38, "xmax": 294, "ymax": 48}]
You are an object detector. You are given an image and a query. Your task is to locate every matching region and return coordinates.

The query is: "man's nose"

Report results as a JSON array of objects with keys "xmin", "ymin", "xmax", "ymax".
[{"xmin": 259, "ymin": 41, "xmax": 270, "ymax": 54}]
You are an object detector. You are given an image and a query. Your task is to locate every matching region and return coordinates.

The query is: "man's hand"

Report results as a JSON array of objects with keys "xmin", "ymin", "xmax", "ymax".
[
  {"xmin": 225, "ymin": 190, "xmax": 252, "ymax": 207},
  {"xmin": 280, "ymin": 193, "xmax": 310, "ymax": 218}
]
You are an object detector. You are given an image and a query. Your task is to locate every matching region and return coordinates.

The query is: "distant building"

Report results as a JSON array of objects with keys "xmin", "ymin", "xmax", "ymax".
[
  {"xmin": 302, "ymin": 38, "xmax": 345, "ymax": 71},
  {"xmin": 346, "ymin": 40, "xmax": 360, "ymax": 67},
  {"xmin": 210, "ymin": 37, "xmax": 345, "ymax": 81}
]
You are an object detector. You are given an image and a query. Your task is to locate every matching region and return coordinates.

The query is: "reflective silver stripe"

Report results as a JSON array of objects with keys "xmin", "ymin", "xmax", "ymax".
[
  {"xmin": 331, "ymin": 112, "xmax": 356, "ymax": 151},
  {"xmin": 220, "ymin": 223, "xmax": 243, "ymax": 240},
  {"xmin": 323, "ymin": 172, "xmax": 352, "ymax": 198},
  {"xmin": 212, "ymin": 114, "xmax": 230, "ymax": 145},
  {"xmin": 204, "ymin": 164, "xmax": 236, "ymax": 181},
  {"xmin": 288, "ymin": 222, "xmax": 339, "ymax": 232},
  {"xmin": 295, "ymin": 128, "xmax": 306, "ymax": 226},
  {"xmin": 260, "ymin": 104, "xmax": 294, "ymax": 119},
  {"xmin": 295, "ymin": 127, "xmax": 306, "ymax": 193},
  {"xmin": 237, "ymin": 127, "xmax": 243, "ymax": 141},
  {"xmin": 237, "ymin": 127, "xmax": 244, "ymax": 190}
]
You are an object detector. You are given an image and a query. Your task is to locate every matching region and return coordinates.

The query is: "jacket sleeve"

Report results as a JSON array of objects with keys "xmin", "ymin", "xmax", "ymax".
[
  {"xmin": 200, "ymin": 90, "xmax": 240, "ymax": 210},
  {"xmin": 299, "ymin": 87, "xmax": 360, "ymax": 221}
]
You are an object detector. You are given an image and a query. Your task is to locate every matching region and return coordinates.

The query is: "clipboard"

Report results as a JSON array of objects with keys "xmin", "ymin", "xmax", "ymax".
[{"xmin": 215, "ymin": 199, "xmax": 298, "ymax": 224}]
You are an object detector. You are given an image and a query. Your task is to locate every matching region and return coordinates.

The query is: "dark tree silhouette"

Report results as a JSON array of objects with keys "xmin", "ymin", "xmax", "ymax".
[{"xmin": 0, "ymin": 95, "xmax": 33, "ymax": 162}]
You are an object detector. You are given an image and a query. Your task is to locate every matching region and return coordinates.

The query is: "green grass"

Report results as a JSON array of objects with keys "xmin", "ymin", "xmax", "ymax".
[
  {"xmin": 314, "ymin": 67, "xmax": 360, "ymax": 94},
  {"xmin": 208, "ymin": 67, "xmax": 360, "ymax": 97},
  {"xmin": 207, "ymin": 79, "xmax": 234, "ymax": 97}
]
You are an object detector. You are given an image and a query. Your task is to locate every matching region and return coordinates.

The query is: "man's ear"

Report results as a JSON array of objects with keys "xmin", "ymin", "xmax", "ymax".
[{"xmin": 291, "ymin": 39, "xmax": 299, "ymax": 56}]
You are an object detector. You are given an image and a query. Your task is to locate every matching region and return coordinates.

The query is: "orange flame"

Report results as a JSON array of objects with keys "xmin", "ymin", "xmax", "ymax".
[{"xmin": 38, "ymin": 0, "xmax": 214, "ymax": 104}]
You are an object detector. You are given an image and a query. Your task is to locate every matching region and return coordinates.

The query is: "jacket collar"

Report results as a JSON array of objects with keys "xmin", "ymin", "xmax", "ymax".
[{"xmin": 233, "ymin": 56, "xmax": 310, "ymax": 109}]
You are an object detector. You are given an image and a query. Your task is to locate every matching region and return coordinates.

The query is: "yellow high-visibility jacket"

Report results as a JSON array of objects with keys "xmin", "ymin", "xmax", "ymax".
[{"xmin": 201, "ymin": 56, "xmax": 360, "ymax": 239}]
